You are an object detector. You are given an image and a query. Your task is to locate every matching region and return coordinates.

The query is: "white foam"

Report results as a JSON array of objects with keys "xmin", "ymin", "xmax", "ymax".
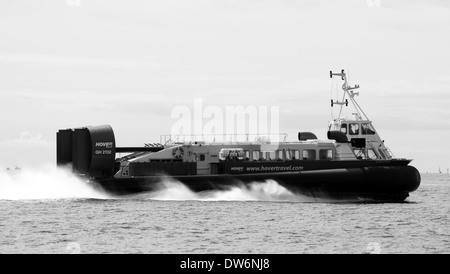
[
  {"xmin": 0, "ymin": 165, "xmax": 109, "ymax": 200},
  {"xmin": 143, "ymin": 179, "xmax": 315, "ymax": 202}
]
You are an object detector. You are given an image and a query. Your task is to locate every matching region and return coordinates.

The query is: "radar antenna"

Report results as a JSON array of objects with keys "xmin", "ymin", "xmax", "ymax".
[{"xmin": 330, "ymin": 69, "xmax": 368, "ymax": 121}]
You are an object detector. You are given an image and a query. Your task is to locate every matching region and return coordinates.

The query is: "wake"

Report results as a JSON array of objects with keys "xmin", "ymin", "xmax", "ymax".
[
  {"xmin": 0, "ymin": 165, "xmax": 109, "ymax": 200},
  {"xmin": 0, "ymin": 167, "xmax": 329, "ymax": 202},
  {"xmin": 134, "ymin": 179, "xmax": 317, "ymax": 202}
]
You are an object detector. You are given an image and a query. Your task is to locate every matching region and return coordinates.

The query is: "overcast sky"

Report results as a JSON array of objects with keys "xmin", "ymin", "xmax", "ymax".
[{"xmin": 0, "ymin": 0, "xmax": 449, "ymax": 173}]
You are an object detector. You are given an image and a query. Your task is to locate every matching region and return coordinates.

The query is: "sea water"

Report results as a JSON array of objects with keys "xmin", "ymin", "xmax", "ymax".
[{"xmin": 0, "ymin": 167, "xmax": 449, "ymax": 254}]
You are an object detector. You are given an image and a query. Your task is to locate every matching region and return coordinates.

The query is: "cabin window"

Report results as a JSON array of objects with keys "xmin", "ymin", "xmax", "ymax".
[
  {"xmin": 354, "ymin": 149, "xmax": 378, "ymax": 160},
  {"xmin": 286, "ymin": 149, "xmax": 300, "ymax": 160},
  {"xmin": 361, "ymin": 123, "xmax": 375, "ymax": 135},
  {"xmin": 340, "ymin": 123, "xmax": 347, "ymax": 134},
  {"xmin": 292, "ymin": 149, "xmax": 301, "ymax": 160},
  {"xmin": 349, "ymin": 123, "xmax": 359, "ymax": 135},
  {"xmin": 277, "ymin": 150, "xmax": 284, "ymax": 160},
  {"xmin": 269, "ymin": 151, "xmax": 276, "ymax": 161},
  {"xmin": 199, "ymin": 154, "xmax": 206, "ymax": 161},
  {"xmin": 319, "ymin": 149, "xmax": 333, "ymax": 160},
  {"xmin": 261, "ymin": 151, "xmax": 266, "ymax": 161},
  {"xmin": 252, "ymin": 150, "xmax": 260, "ymax": 161},
  {"xmin": 354, "ymin": 149, "xmax": 364, "ymax": 159},
  {"xmin": 261, "ymin": 152, "xmax": 268, "ymax": 161},
  {"xmin": 244, "ymin": 150, "xmax": 250, "ymax": 161},
  {"xmin": 219, "ymin": 148, "xmax": 244, "ymax": 161},
  {"xmin": 378, "ymin": 149, "xmax": 387, "ymax": 159},
  {"xmin": 367, "ymin": 149, "xmax": 378, "ymax": 159},
  {"xmin": 302, "ymin": 150, "xmax": 316, "ymax": 160},
  {"xmin": 285, "ymin": 150, "xmax": 292, "ymax": 160},
  {"xmin": 122, "ymin": 167, "xmax": 129, "ymax": 176}
]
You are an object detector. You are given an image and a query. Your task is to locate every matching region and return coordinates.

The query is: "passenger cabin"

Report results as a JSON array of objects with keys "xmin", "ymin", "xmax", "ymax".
[{"xmin": 113, "ymin": 134, "xmax": 354, "ymax": 178}]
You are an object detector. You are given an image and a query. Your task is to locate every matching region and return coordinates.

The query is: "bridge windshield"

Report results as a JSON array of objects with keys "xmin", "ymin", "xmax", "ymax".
[{"xmin": 361, "ymin": 123, "xmax": 376, "ymax": 135}]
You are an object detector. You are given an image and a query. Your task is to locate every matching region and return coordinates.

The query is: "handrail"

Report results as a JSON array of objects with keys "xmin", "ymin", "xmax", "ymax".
[{"xmin": 160, "ymin": 133, "xmax": 288, "ymax": 145}]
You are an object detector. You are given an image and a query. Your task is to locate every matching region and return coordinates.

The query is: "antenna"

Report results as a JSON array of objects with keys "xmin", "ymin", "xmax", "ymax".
[{"xmin": 330, "ymin": 69, "xmax": 369, "ymax": 121}]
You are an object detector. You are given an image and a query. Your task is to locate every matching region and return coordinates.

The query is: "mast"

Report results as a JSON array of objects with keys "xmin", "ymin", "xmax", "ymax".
[{"xmin": 330, "ymin": 69, "xmax": 368, "ymax": 121}]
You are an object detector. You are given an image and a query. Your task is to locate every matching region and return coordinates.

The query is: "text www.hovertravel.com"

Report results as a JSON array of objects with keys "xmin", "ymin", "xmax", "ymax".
[{"xmin": 244, "ymin": 165, "xmax": 303, "ymax": 172}]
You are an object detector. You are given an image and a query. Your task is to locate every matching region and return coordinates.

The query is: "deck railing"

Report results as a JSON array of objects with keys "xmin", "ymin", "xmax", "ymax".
[{"xmin": 160, "ymin": 133, "xmax": 288, "ymax": 146}]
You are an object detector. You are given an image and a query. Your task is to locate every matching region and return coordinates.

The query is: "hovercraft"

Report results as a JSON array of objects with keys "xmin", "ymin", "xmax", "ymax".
[{"xmin": 56, "ymin": 70, "xmax": 420, "ymax": 201}]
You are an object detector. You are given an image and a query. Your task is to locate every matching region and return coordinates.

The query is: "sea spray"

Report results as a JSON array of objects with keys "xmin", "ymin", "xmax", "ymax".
[
  {"xmin": 0, "ymin": 165, "xmax": 109, "ymax": 200},
  {"xmin": 140, "ymin": 179, "xmax": 316, "ymax": 202}
]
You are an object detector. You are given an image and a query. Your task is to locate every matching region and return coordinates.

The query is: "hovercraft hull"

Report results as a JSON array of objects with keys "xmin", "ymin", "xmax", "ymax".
[{"xmin": 91, "ymin": 165, "xmax": 421, "ymax": 201}]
